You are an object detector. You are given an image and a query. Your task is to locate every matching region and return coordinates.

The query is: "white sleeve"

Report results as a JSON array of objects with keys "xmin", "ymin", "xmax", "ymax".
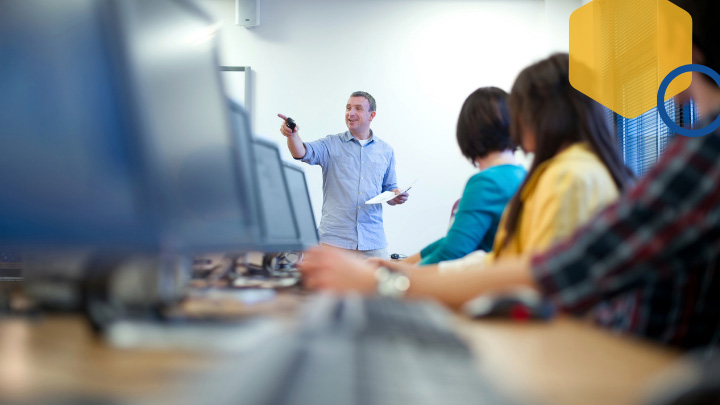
[{"xmin": 437, "ymin": 250, "xmax": 488, "ymax": 274}]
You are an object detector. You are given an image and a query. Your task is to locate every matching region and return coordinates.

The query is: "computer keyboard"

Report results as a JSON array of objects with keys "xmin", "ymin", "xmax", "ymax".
[
  {"xmin": 303, "ymin": 293, "xmax": 470, "ymax": 347},
  {"xmin": 190, "ymin": 294, "xmax": 511, "ymax": 405}
]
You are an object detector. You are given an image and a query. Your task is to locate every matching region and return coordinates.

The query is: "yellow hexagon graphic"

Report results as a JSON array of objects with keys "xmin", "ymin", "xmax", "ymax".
[{"xmin": 569, "ymin": 0, "xmax": 692, "ymax": 119}]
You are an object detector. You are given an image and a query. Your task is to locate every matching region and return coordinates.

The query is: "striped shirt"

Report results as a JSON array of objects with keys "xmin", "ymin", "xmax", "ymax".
[
  {"xmin": 298, "ymin": 131, "xmax": 397, "ymax": 250},
  {"xmin": 532, "ymin": 116, "xmax": 720, "ymax": 351}
]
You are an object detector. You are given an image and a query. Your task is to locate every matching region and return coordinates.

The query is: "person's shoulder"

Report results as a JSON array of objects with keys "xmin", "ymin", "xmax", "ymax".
[
  {"xmin": 538, "ymin": 144, "xmax": 595, "ymax": 179},
  {"xmin": 541, "ymin": 157, "xmax": 583, "ymax": 184},
  {"xmin": 471, "ymin": 165, "xmax": 525, "ymax": 186},
  {"xmin": 552, "ymin": 143, "xmax": 601, "ymax": 166},
  {"xmin": 466, "ymin": 170, "xmax": 505, "ymax": 195},
  {"xmin": 541, "ymin": 149, "xmax": 614, "ymax": 193},
  {"xmin": 370, "ymin": 134, "xmax": 392, "ymax": 148},
  {"xmin": 460, "ymin": 173, "xmax": 510, "ymax": 209},
  {"xmin": 551, "ymin": 144, "xmax": 610, "ymax": 177},
  {"xmin": 313, "ymin": 132, "xmax": 348, "ymax": 145},
  {"xmin": 326, "ymin": 132, "xmax": 349, "ymax": 140},
  {"xmin": 369, "ymin": 136, "xmax": 395, "ymax": 157},
  {"xmin": 483, "ymin": 164, "xmax": 527, "ymax": 178}
]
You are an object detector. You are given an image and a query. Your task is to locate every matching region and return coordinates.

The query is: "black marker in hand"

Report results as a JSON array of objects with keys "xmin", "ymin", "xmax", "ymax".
[
  {"xmin": 285, "ymin": 117, "xmax": 297, "ymax": 131},
  {"xmin": 277, "ymin": 113, "xmax": 299, "ymax": 138}
]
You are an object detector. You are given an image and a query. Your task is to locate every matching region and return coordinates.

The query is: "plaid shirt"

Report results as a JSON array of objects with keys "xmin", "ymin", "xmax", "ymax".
[{"xmin": 532, "ymin": 118, "xmax": 720, "ymax": 351}]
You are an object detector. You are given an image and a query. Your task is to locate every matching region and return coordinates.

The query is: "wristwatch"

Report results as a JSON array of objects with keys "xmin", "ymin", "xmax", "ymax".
[{"xmin": 375, "ymin": 266, "xmax": 410, "ymax": 298}]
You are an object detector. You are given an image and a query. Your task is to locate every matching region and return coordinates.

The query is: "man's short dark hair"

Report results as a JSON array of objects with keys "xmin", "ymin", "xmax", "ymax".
[
  {"xmin": 456, "ymin": 87, "xmax": 514, "ymax": 161},
  {"xmin": 671, "ymin": 0, "xmax": 720, "ymax": 75},
  {"xmin": 350, "ymin": 91, "xmax": 376, "ymax": 112}
]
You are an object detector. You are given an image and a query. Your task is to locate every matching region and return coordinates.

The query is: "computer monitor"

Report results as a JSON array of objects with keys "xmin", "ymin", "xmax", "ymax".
[
  {"xmin": 282, "ymin": 163, "xmax": 320, "ymax": 249},
  {"xmin": 251, "ymin": 139, "xmax": 303, "ymax": 252},
  {"xmin": 0, "ymin": 0, "xmax": 262, "ymax": 254},
  {"xmin": 225, "ymin": 99, "xmax": 265, "ymax": 247}
]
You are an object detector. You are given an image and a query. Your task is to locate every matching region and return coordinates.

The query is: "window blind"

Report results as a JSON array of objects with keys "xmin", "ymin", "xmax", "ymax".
[{"xmin": 595, "ymin": 0, "xmax": 696, "ymax": 176}]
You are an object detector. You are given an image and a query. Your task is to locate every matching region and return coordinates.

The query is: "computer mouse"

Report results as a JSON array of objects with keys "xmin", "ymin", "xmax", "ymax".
[{"xmin": 463, "ymin": 287, "xmax": 555, "ymax": 321}]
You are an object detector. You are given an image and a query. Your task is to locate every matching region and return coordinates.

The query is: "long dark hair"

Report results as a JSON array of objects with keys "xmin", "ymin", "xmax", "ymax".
[
  {"xmin": 456, "ymin": 87, "xmax": 514, "ymax": 162},
  {"xmin": 498, "ymin": 53, "xmax": 633, "ymax": 253}
]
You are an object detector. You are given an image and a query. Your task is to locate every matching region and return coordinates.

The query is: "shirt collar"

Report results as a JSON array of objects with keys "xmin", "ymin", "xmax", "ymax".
[{"xmin": 343, "ymin": 129, "xmax": 375, "ymax": 144}]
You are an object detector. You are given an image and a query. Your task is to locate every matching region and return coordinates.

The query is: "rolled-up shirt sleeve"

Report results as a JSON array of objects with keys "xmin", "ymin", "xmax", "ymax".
[
  {"xmin": 298, "ymin": 136, "xmax": 330, "ymax": 166},
  {"xmin": 381, "ymin": 149, "xmax": 398, "ymax": 192}
]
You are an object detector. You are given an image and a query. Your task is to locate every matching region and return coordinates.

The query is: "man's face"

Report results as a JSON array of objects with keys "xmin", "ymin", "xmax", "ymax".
[{"xmin": 345, "ymin": 96, "xmax": 376, "ymax": 133}]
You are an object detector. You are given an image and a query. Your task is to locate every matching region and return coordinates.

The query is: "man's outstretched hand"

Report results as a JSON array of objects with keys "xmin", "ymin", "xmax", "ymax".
[{"xmin": 278, "ymin": 113, "xmax": 300, "ymax": 138}]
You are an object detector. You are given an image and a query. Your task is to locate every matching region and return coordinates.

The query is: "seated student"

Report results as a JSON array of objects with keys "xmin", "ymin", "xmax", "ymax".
[
  {"xmin": 302, "ymin": 51, "xmax": 631, "ymax": 279},
  {"xmin": 301, "ymin": 0, "xmax": 720, "ymax": 351},
  {"xmin": 403, "ymin": 87, "xmax": 526, "ymax": 266},
  {"xmin": 421, "ymin": 53, "xmax": 632, "ymax": 273}
]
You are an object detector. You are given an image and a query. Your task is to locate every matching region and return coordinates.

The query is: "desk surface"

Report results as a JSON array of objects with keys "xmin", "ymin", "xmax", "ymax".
[
  {"xmin": 455, "ymin": 316, "xmax": 681, "ymax": 405},
  {"xmin": 0, "ymin": 293, "xmax": 682, "ymax": 405}
]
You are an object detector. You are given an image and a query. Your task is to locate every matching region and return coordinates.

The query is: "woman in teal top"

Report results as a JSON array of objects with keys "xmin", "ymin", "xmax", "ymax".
[{"xmin": 405, "ymin": 87, "xmax": 526, "ymax": 266}]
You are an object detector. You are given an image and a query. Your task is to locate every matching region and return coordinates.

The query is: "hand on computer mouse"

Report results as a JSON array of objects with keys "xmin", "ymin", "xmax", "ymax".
[{"xmin": 463, "ymin": 287, "xmax": 556, "ymax": 321}]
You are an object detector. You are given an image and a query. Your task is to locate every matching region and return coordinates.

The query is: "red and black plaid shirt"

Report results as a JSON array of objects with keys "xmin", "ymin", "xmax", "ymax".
[{"xmin": 532, "ymin": 119, "xmax": 720, "ymax": 351}]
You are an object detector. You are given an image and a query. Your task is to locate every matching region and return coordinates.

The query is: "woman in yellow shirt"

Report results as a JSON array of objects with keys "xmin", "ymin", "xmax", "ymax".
[
  {"xmin": 300, "ymin": 53, "xmax": 634, "ymax": 289},
  {"xmin": 439, "ymin": 139, "xmax": 631, "ymax": 272},
  {"xmin": 418, "ymin": 53, "xmax": 634, "ymax": 273},
  {"xmin": 492, "ymin": 53, "xmax": 633, "ymax": 260}
]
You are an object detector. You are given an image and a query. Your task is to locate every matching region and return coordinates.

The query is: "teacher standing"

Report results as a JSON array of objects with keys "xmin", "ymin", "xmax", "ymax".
[{"xmin": 278, "ymin": 91, "xmax": 408, "ymax": 258}]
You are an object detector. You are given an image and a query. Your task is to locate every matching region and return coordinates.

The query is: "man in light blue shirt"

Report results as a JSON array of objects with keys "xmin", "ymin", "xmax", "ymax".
[{"xmin": 278, "ymin": 91, "xmax": 408, "ymax": 258}]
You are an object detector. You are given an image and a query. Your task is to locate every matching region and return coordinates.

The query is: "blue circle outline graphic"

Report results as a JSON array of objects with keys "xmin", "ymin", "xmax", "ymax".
[{"xmin": 657, "ymin": 64, "xmax": 720, "ymax": 137}]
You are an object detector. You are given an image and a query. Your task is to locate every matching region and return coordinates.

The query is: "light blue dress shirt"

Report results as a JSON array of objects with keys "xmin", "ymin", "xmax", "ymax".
[{"xmin": 298, "ymin": 131, "xmax": 397, "ymax": 250}]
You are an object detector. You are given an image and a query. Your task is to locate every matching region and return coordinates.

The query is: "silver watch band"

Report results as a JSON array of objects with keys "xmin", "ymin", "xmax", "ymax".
[{"xmin": 375, "ymin": 266, "xmax": 410, "ymax": 298}]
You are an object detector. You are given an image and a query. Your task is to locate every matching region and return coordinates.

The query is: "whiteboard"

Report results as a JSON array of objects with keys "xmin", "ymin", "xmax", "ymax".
[{"xmin": 220, "ymin": 66, "xmax": 251, "ymax": 115}]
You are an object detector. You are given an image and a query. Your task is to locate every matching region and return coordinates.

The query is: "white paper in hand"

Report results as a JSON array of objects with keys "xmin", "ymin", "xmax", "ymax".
[
  {"xmin": 365, "ymin": 179, "xmax": 418, "ymax": 204},
  {"xmin": 365, "ymin": 191, "xmax": 397, "ymax": 205}
]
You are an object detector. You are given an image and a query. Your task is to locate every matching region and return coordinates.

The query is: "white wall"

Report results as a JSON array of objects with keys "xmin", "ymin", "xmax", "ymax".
[
  {"xmin": 199, "ymin": 0, "xmax": 556, "ymax": 255},
  {"xmin": 545, "ymin": 0, "xmax": 587, "ymax": 53}
]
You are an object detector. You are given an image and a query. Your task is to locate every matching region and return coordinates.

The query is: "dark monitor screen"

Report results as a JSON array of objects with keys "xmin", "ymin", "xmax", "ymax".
[
  {"xmin": 251, "ymin": 139, "xmax": 302, "ymax": 251},
  {"xmin": 118, "ymin": 1, "xmax": 262, "ymax": 253},
  {"xmin": 282, "ymin": 163, "xmax": 319, "ymax": 248},
  {"xmin": 225, "ymin": 100, "xmax": 263, "ymax": 250},
  {"xmin": 0, "ymin": 0, "xmax": 150, "ymax": 247},
  {"xmin": 0, "ymin": 0, "xmax": 261, "ymax": 253}
]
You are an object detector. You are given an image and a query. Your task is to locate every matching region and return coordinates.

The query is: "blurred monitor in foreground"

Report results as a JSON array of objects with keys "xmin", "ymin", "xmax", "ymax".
[
  {"xmin": 251, "ymin": 139, "xmax": 303, "ymax": 252},
  {"xmin": 282, "ymin": 163, "xmax": 320, "ymax": 249},
  {"xmin": 0, "ymin": 0, "xmax": 262, "ymax": 255}
]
